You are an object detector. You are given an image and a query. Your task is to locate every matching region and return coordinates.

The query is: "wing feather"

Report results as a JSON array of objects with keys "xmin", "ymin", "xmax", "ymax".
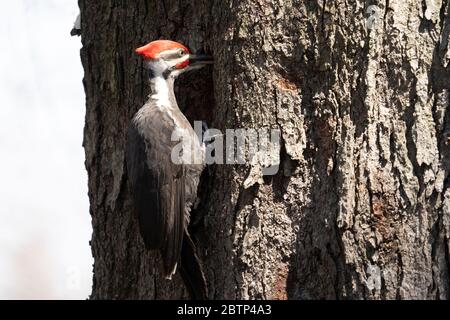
[
  {"xmin": 161, "ymin": 172, "xmax": 185, "ymax": 278},
  {"xmin": 126, "ymin": 122, "xmax": 185, "ymax": 276}
]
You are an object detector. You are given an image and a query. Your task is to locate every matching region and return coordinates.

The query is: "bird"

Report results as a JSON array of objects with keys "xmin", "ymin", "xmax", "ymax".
[{"xmin": 126, "ymin": 40, "xmax": 213, "ymax": 299}]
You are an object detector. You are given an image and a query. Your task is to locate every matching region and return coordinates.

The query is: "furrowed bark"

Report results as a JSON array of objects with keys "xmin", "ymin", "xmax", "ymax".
[{"xmin": 80, "ymin": 0, "xmax": 450, "ymax": 299}]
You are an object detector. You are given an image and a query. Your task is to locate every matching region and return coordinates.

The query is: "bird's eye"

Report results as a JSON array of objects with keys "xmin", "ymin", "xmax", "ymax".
[{"xmin": 178, "ymin": 49, "xmax": 186, "ymax": 57}]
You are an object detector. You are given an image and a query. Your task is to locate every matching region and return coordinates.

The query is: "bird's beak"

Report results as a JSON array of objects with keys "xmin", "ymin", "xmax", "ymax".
[{"xmin": 189, "ymin": 54, "xmax": 214, "ymax": 67}]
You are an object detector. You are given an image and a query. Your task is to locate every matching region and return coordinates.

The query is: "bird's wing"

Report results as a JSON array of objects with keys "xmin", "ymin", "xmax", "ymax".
[
  {"xmin": 126, "ymin": 122, "xmax": 185, "ymax": 277},
  {"xmin": 161, "ymin": 169, "xmax": 185, "ymax": 278}
]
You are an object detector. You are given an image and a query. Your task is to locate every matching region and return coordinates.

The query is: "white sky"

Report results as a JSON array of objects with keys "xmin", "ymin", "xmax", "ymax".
[{"xmin": 0, "ymin": 1, "xmax": 92, "ymax": 299}]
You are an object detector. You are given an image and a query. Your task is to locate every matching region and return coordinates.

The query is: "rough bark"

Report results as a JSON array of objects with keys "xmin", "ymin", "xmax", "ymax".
[{"xmin": 80, "ymin": 0, "xmax": 450, "ymax": 299}]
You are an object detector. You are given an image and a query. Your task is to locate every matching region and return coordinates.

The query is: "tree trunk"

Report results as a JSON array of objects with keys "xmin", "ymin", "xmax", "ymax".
[{"xmin": 80, "ymin": 0, "xmax": 450, "ymax": 299}]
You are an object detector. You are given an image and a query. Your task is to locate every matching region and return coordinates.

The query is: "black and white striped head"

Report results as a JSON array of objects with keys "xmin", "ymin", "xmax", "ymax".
[{"xmin": 135, "ymin": 40, "xmax": 213, "ymax": 78}]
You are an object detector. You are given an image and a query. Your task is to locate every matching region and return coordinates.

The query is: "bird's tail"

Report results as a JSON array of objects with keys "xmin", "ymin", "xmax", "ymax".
[{"xmin": 179, "ymin": 231, "xmax": 208, "ymax": 300}]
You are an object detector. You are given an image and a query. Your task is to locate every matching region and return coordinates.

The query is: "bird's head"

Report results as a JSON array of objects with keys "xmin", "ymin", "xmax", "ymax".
[{"xmin": 135, "ymin": 40, "xmax": 213, "ymax": 78}]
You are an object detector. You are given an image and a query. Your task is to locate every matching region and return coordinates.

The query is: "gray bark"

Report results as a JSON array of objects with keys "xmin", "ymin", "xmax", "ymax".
[{"xmin": 80, "ymin": 0, "xmax": 450, "ymax": 299}]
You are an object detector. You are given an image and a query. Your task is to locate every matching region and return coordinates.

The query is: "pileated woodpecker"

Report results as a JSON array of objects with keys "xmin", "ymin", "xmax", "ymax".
[{"xmin": 126, "ymin": 40, "xmax": 213, "ymax": 299}]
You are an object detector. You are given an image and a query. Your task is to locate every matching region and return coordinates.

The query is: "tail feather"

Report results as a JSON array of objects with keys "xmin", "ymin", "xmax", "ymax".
[{"xmin": 179, "ymin": 232, "xmax": 208, "ymax": 300}]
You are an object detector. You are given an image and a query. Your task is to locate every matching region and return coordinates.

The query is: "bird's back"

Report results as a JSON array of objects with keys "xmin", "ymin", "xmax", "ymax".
[{"xmin": 126, "ymin": 101, "xmax": 204, "ymax": 277}]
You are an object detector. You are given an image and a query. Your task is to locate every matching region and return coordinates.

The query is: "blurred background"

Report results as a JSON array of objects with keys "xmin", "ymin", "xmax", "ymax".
[{"xmin": 0, "ymin": 1, "xmax": 92, "ymax": 299}]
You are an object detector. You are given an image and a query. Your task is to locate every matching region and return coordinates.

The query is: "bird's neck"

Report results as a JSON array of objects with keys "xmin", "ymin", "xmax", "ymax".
[{"xmin": 148, "ymin": 75, "xmax": 177, "ymax": 109}]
